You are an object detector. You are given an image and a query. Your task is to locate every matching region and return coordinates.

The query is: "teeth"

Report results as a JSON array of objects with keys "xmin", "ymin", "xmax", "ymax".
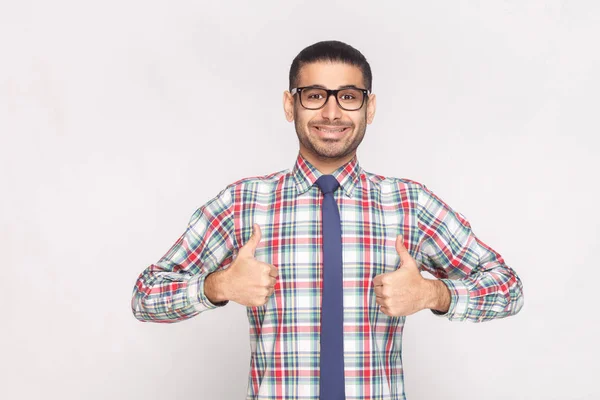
[{"xmin": 316, "ymin": 127, "xmax": 346, "ymax": 133}]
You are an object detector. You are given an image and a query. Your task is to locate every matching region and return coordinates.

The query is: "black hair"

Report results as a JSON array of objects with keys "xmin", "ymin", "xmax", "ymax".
[{"xmin": 289, "ymin": 40, "xmax": 373, "ymax": 92}]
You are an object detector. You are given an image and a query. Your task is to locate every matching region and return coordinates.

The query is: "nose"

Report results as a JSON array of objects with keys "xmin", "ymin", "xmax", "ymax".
[{"xmin": 320, "ymin": 93, "xmax": 343, "ymax": 121}]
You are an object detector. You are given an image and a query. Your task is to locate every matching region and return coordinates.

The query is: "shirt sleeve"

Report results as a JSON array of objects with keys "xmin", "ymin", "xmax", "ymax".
[
  {"xmin": 131, "ymin": 185, "xmax": 236, "ymax": 323},
  {"xmin": 415, "ymin": 183, "xmax": 524, "ymax": 322}
]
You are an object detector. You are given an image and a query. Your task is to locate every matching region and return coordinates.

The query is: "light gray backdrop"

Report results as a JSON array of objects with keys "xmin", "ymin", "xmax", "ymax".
[{"xmin": 1, "ymin": 1, "xmax": 598, "ymax": 399}]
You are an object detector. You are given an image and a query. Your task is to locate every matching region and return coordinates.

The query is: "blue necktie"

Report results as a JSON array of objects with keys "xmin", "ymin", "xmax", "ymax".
[{"xmin": 315, "ymin": 175, "xmax": 346, "ymax": 399}]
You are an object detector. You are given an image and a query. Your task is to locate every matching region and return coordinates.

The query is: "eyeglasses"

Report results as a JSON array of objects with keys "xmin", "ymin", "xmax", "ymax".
[{"xmin": 290, "ymin": 86, "xmax": 370, "ymax": 111}]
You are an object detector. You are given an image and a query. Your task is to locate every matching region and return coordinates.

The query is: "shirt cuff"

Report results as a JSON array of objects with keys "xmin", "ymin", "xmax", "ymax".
[
  {"xmin": 431, "ymin": 279, "xmax": 470, "ymax": 321},
  {"xmin": 187, "ymin": 274, "xmax": 229, "ymax": 311}
]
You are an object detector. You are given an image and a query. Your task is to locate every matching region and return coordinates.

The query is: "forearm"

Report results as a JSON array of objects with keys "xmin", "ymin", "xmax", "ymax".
[
  {"xmin": 131, "ymin": 264, "xmax": 226, "ymax": 323},
  {"xmin": 431, "ymin": 260, "xmax": 524, "ymax": 322},
  {"xmin": 131, "ymin": 185, "xmax": 236, "ymax": 322},
  {"xmin": 462, "ymin": 261, "xmax": 524, "ymax": 321},
  {"xmin": 416, "ymin": 182, "xmax": 524, "ymax": 322}
]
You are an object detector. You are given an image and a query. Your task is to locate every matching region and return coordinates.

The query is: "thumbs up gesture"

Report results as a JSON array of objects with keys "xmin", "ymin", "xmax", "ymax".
[
  {"xmin": 220, "ymin": 224, "xmax": 279, "ymax": 307},
  {"xmin": 373, "ymin": 235, "xmax": 433, "ymax": 317}
]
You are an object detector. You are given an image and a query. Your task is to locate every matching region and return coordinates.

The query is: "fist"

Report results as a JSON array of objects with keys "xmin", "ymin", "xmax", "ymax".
[
  {"xmin": 225, "ymin": 224, "xmax": 279, "ymax": 307},
  {"xmin": 373, "ymin": 235, "xmax": 429, "ymax": 317}
]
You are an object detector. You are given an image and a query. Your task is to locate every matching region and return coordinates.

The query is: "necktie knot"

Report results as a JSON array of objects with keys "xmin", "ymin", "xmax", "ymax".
[{"xmin": 315, "ymin": 175, "xmax": 340, "ymax": 195}]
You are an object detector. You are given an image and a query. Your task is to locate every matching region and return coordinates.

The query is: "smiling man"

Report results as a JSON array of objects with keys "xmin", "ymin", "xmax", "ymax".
[{"xmin": 131, "ymin": 40, "xmax": 524, "ymax": 400}]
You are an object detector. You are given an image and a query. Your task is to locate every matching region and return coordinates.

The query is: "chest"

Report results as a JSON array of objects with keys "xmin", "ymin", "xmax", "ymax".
[{"xmin": 235, "ymin": 191, "xmax": 417, "ymax": 288}]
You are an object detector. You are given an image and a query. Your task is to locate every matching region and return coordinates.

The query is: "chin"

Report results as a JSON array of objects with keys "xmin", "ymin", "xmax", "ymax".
[{"xmin": 314, "ymin": 145, "xmax": 352, "ymax": 159}]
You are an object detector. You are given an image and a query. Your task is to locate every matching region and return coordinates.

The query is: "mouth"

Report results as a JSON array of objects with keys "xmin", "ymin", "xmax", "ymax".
[{"xmin": 311, "ymin": 125, "xmax": 351, "ymax": 139}]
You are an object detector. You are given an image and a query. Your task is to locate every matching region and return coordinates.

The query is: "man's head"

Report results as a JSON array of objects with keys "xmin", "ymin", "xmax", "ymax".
[{"xmin": 283, "ymin": 41, "xmax": 376, "ymax": 167}]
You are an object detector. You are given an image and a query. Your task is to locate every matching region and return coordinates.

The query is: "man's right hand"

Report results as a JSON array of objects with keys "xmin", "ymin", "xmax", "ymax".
[{"xmin": 204, "ymin": 223, "xmax": 278, "ymax": 307}]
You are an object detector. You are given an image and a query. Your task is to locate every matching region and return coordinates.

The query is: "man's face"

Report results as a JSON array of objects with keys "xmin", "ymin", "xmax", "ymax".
[{"xmin": 283, "ymin": 62, "xmax": 376, "ymax": 161}]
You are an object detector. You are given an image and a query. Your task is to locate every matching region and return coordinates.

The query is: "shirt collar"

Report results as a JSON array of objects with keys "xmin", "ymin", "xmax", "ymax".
[{"xmin": 292, "ymin": 152, "xmax": 362, "ymax": 198}]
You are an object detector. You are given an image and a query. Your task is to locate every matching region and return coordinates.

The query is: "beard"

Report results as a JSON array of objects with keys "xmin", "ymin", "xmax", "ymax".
[{"xmin": 293, "ymin": 104, "xmax": 367, "ymax": 161}]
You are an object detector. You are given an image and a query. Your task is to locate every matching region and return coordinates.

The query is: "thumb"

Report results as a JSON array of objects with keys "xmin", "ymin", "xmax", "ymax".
[
  {"xmin": 240, "ymin": 223, "xmax": 262, "ymax": 257},
  {"xmin": 395, "ymin": 235, "xmax": 410, "ymax": 264}
]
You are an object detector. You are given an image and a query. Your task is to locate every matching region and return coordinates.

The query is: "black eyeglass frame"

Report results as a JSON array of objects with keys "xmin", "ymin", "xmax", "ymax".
[{"xmin": 290, "ymin": 86, "xmax": 371, "ymax": 111}]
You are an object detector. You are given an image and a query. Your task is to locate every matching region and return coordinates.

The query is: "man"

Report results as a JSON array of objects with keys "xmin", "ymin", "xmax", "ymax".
[{"xmin": 132, "ymin": 40, "xmax": 524, "ymax": 399}]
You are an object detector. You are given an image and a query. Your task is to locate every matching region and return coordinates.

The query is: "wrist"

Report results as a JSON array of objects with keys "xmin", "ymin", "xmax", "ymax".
[
  {"xmin": 204, "ymin": 269, "xmax": 230, "ymax": 303},
  {"xmin": 424, "ymin": 279, "xmax": 451, "ymax": 313}
]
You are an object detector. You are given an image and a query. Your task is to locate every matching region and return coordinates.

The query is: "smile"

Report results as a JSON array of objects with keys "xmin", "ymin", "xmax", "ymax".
[
  {"xmin": 315, "ymin": 127, "xmax": 348, "ymax": 133},
  {"xmin": 312, "ymin": 126, "xmax": 351, "ymax": 137}
]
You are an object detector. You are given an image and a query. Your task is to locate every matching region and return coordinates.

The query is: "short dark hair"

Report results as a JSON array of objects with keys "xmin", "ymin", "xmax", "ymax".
[{"xmin": 289, "ymin": 40, "xmax": 373, "ymax": 92}]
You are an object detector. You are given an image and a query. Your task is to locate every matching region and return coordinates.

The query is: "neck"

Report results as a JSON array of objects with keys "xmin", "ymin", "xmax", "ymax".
[{"xmin": 299, "ymin": 148, "xmax": 356, "ymax": 175}]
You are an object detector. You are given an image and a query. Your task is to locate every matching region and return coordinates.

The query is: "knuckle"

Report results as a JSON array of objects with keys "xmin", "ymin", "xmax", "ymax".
[{"xmin": 261, "ymin": 277, "xmax": 271, "ymax": 287}]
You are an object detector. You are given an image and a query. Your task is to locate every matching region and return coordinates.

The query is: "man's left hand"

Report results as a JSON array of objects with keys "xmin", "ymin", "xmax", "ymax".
[{"xmin": 373, "ymin": 235, "xmax": 435, "ymax": 317}]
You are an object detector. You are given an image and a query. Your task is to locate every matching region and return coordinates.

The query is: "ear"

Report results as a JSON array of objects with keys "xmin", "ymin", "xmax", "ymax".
[
  {"xmin": 283, "ymin": 91, "xmax": 295, "ymax": 122},
  {"xmin": 366, "ymin": 93, "xmax": 376, "ymax": 124}
]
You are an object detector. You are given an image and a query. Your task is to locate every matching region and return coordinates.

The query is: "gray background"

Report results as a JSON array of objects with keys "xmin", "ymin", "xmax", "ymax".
[{"xmin": 1, "ymin": 1, "xmax": 598, "ymax": 399}]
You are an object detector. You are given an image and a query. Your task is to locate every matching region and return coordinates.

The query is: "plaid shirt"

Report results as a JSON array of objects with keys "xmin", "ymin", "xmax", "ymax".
[{"xmin": 132, "ymin": 152, "xmax": 524, "ymax": 400}]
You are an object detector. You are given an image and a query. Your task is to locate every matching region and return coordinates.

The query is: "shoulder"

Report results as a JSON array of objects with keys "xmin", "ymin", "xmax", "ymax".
[
  {"xmin": 195, "ymin": 169, "xmax": 288, "ymax": 216},
  {"xmin": 360, "ymin": 168, "xmax": 427, "ymax": 195},
  {"xmin": 228, "ymin": 168, "xmax": 289, "ymax": 189},
  {"xmin": 217, "ymin": 168, "xmax": 291, "ymax": 198}
]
